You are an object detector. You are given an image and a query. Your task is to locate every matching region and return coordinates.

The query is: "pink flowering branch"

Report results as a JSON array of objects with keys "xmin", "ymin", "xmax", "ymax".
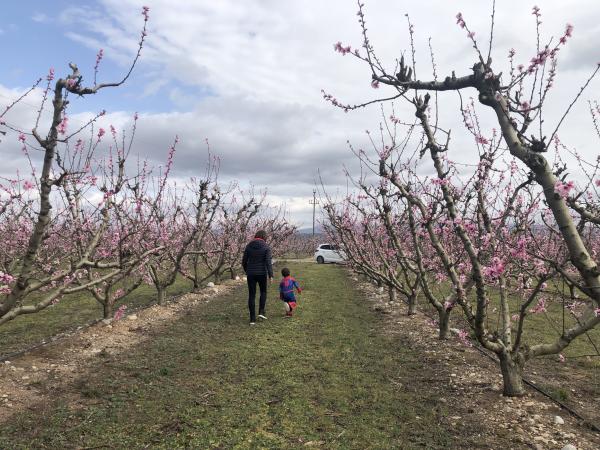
[{"xmin": 0, "ymin": 6, "xmax": 152, "ymax": 326}]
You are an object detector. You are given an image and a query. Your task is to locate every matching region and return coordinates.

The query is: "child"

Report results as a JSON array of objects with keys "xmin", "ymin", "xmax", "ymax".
[{"xmin": 279, "ymin": 267, "xmax": 302, "ymax": 317}]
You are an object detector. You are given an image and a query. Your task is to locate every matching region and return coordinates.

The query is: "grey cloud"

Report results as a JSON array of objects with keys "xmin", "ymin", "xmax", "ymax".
[
  {"xmin": 3, "ymin": 1, "xmax": 600, "ymax": 226},
  {"xmin": 119, "ymin": 95, "xmax": 367, "ymax": 190}
]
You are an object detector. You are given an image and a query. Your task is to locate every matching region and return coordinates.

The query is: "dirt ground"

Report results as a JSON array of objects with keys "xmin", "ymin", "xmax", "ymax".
[{"xmin": 0, "ymin": 280, "xmax": 239, "ymax": 423}]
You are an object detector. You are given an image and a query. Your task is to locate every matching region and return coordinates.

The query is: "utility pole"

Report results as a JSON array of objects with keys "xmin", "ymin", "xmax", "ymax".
[{"xmin": 309, "ymin": 189, "xmax": 318, "ymax": 236}]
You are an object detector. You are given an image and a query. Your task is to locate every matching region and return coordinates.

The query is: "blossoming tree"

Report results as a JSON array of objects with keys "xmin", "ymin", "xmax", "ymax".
[
  {"xmin": 324, "ymin": 1, "xmax": 600, "ymax": 396},
  {"xmin": 0, "ymin": 7, "xmax": 153, "ymax": 325}
]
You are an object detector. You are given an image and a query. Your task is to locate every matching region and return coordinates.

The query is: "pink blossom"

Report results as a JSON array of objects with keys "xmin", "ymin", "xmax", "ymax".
[
  {"xmin": 377, "ymin": 145, "xmax": 391, "ymax": 160},
  {"xmin": 432, "ymin": 178, "xmax": 449, "ymax": 186},
  {"xmin": 483, "ymin": 257, "xmax": 505, "ymax": 278},
  {"xmin": 57, "ymin": 115, "xmax": 68, "ymax": 135},
  {"xmin": 97, "ymin": 128, "xmax": 106, "ymax": 139},
  {"xmin": 0, "ymin": 271, "xmax": 14, "ymax": 294},
  {"xmin": 558, "ymin": 354, "xmax": 565, "ymax": 363},
  {"xmin": 554, "ymin": 180, "xmax": 575, "ymax": 199},
  {"xmin": 0, "ymin": 272, "xmax": 15, "ymax": 285},
  {"xmin": 18, "ymin": 133, "xmax": 26, "ymax": 143},
  {"xmin": 457, "ymin": 329, "xmax": 472, "ymax": 347},
  {"xmin": 565, "ymin": 23, "xmax": 573, "ymax": 37},
  {"xmin": 23, "ymin": 180, "xmax": 35, "ymax": 191},
  {"xmin": 113, "ymin": 304, "xmax": 127, "ymax": 321},
  {"xmin": 528, "ymin": 48, "xmax": 550, "ymax": 73},
  {"xmin": 334, "ymin": 41, "xmax": 352, "ymax": 55},
  {"xmin": 456, "ymin": 12, "xmax": 465, "ymax": 28},
  {"xmin": 529, "ymin": 297, "xmax": 547, "ymax": 314},
  {"xmin": 95, "ymin": 48, "xmax": 104, "ymax": 67},
  {"xmin": 510, "ymin": 160, "xmax": 518, "ymax": 175},
  {"xmin": 559, "ymin": 24, "xmax": 574, "ymax": 45},
  {"xmin": 371, "ymin": 80, "xmax": 380, "ymax": 89}
]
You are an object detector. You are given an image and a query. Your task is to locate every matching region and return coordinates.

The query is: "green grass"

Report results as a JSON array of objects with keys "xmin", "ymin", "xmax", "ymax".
[
  {"xmin": 421, "ymin": 281, "xmax": 600, "ymax": 361},
  {"xmin": 0, "ymin": 276, "xmax": 194, "ymax": 357},
  {"xmin": 0, "ymin": 262, "xmax": 459, "ymax": 449}
]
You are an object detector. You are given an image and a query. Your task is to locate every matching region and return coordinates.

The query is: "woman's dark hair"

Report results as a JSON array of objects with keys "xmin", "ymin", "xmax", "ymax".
[
  {"xmin": 281, "ymin": 267, "xmax": 290, "ymax": 277},
  {"xmin": 254, "ymin": 230, "xmax": 267, "ymax": 240}
]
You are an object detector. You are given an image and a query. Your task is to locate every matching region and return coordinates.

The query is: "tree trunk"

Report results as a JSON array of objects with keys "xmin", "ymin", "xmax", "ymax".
[
  {"xmin": 388, "ymin": 287, "xmax": 396, "ymax": 302},
  {"xmin": 230, "ymin": 268, "xmax": 236, "ymax": 280},
  {"xmin": 499, "ymin": 353, "xmax": 525, "ymax": 397},
  {"xmin": 214, "ymin": 272, "xmax": 222, "ymax": 284},
  {"xmin": 157, "ymin": 287, "xmax": 166, "ymax": 305},
  {"xmin": 103, "ymin": 301, "xmax": 113, "ymax": 320},
  {"xmin": 408, "ymin": 291, "xmax": 417, "ymax": 316},
  {"xmin": 438, "ymin": 310, "xmax": 450, "ymax": 340},
  {"xmin": 193, "ymin": 261, "xmax": 201, "ymax": 290},
  {"xmin": 192, "ymin": 280, "xmax": 201, "ymax": 293}
]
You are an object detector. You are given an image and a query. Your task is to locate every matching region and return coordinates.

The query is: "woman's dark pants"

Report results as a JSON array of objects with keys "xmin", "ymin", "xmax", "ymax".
[{"xmin": 247, "ymin": 274, "xmax": 267, "ymax": 322}]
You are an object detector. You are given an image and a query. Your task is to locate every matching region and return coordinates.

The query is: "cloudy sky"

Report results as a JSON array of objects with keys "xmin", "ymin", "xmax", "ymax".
[{"xmin": 1, "ymin": 0, "xmax": 600, "ymax": 228}]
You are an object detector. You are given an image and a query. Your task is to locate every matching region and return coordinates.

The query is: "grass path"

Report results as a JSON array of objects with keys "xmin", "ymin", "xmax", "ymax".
[{"xmin": 1, "ymin": 262, "xmax": 456, "ymax": 449}]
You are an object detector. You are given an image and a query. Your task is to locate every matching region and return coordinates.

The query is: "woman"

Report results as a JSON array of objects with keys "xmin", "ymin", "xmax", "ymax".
[{"xmin": 241, "ymin": 230, "xmax": 273, "ymax": 324}]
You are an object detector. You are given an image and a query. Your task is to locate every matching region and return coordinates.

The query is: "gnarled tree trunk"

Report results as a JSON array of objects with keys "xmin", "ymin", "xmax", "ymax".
[
  {"xmin": 407, "ymin": 291, "xmax": 417, "ymax": 315},
  {"xmin": 103, "ymin": 302, "xmax": 113, "ymax": 320},
  {"xmin": 157, "ymin": 287, "xmax": 166, "ymax": 305},
  {"xmin": 498, "ymin": 352, "xmax": 525, "ymax": 397},
  {"xmin": 438, "ymin": 309, "xmax": 450, "ymax": 340}
]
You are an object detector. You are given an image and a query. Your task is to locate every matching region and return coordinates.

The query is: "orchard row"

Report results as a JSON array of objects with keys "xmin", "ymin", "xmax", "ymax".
[{"xmin": 322, "ymin": 2, "xmax": 600, "ymax": 396}]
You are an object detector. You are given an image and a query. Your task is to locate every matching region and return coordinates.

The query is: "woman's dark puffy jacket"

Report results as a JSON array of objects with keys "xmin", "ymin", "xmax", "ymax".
[{"xmin": 242, "ymin": 239, "xmax": 273, "ymax": 278}]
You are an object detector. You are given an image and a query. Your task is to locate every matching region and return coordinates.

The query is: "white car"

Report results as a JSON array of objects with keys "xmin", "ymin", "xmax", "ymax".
[{"xmin": 314, "ymin": 244, "xmax": 346, "ymax": 264}]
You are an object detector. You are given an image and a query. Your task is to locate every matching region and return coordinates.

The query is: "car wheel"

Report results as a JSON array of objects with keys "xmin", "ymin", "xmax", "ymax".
[{"xmin": 317, "ymin": 256, "xmax": 324, "ymax": 264}]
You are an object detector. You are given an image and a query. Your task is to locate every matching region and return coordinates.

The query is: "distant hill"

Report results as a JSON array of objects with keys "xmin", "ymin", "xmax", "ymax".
[{"xmin": 296, "ymin": 226, "xmax": 324, "ymax": 235}]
